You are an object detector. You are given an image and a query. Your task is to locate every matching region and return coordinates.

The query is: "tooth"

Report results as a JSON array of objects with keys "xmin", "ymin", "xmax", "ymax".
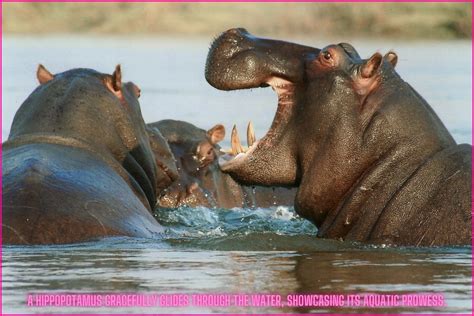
[
  {"xmin": 231, "ymin": 124, "xmax": 244, "ymax": 155},
  {"xmin": 220, "ymin": 148, "xmax": 232, "ymax": 154},
  {"xmin": 247, "ymin": 121, "xmax": 256, "ymax": 147}
]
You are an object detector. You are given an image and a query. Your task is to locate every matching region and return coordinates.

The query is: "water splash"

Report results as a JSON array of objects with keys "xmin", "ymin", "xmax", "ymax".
[{"xmin": 154, "ymin": 206, "xmax": 318, "ymax": 240}]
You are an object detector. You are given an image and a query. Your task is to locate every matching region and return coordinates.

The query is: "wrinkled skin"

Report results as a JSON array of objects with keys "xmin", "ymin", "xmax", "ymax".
[
  {"xmin": 206, "ymin": 28, "xmax": 472, "ymax": 246},
  {"xmin": 3, "ymin": 65, "xmax": 178, "ymax": 245},
  {"xmin": 147, "ymin": 119, "xmax": 295, "ymax": 209}
]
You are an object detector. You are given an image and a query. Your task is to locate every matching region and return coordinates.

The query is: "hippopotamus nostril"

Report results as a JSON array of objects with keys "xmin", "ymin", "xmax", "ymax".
[
  {"xmin": 227, "ymin": 27, "xmax": 248, "ymax": 36},
  {"xmin": 221, "ymin": 28, "xmax": 252, "ymax": 44},
  {"xmin": 227, "ymin": 28, "xmax": 240, "ymax": 35}
]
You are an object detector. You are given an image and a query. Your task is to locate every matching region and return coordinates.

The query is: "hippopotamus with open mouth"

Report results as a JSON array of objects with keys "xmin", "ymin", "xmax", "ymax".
[
  {"xmin": 147, "ymin": 119, "xmax": 295, "ymax": 209},
  {"xmin": 3, "ymin": 65, "xmax": 178, "ymax": 244},
  {"xmin": 205, "ymin": 28, "xmax": 472, "ymax": 246}
]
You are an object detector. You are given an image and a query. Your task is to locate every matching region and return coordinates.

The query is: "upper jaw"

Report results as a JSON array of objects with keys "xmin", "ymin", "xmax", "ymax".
[{"xmin": 206, "ymin": 28, "xmax": 319, "ymax": 92}]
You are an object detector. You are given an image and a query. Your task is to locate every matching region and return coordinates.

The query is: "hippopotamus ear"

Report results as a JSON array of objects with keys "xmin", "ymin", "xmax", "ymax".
[
  {"xmin": 207, "ymin": 124, "xmax": 225, "ymax": 144},
  {"xmin": 104, "ymin": 64, "xmax": 123, "ymax": 99},
  {"xmin": 112, "ymin": 64, "xmax": 122, "ymax": 91},
  {"xmin": 353, "ymin": 52, "xmax": 383, "ymax": 101},
  {"xmin": 361, "ymin": 52, "xmax": 383, "ymax": 79},
  {"xmin": 384, "ymin": 51, "xmax": 398, "ymax": 68},
  {"xmin": 37, "ymin": 64, "xmax": 54, "ymax": 84}
]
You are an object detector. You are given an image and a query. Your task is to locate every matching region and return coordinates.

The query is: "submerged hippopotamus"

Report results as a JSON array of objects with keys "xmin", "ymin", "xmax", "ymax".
[
  {"xmin": 205, "ymin": 28, "xmax": 472, "ymax": 246},
  {"xmin": 3, "ymin": 65, "xmax": 178, "ymax": 245},
  {"xmin": 147, "ymin": 119, "xmax": 296, "ymax": 209}
]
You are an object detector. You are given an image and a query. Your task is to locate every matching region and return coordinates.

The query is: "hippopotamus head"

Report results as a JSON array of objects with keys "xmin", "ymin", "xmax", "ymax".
[
  {"xmin": 9, "ymin": 65, "xmax": 177, "ymax": 210},
  {"xmin": 206, "ymin": 29, "xmax": 457, "ymax": 233},
  {"xmin": 206, "ymin": 28, "xmax": 321, "ymax": 186},
  {"xmin": 150, "ymin": 119, "xmax": 225, "ymax": 173},
  {"xmin": 148, "ymin": 119, "xmax": 226, "ymax": 207}
]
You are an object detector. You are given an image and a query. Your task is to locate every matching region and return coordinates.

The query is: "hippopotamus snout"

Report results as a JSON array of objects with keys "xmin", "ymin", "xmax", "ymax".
[
  {"xmin": 205, "ymin": 28, "xmax": 267, "ymax": 91},
  {"xmin": 209, "ymin": 28, "xmax": 256, "ymax": 58},
  {"xmin": 206, "ymin": 28, "xmax": 320, "ymax": 91}
]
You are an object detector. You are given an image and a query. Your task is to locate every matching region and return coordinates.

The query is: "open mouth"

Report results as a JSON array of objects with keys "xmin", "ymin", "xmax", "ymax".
[{"xmin": 219, "ymin": 76, "xmax": 295, "ymax": 171}]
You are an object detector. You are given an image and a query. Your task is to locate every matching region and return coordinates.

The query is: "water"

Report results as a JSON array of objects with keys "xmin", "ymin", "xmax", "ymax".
[
  {"xmin": 3, "ymin": 207, "xmax": 472, "ymax": 314},
  {"xmin": 2, "ymin": 36, "xmax": 472, "ymax": 313}
]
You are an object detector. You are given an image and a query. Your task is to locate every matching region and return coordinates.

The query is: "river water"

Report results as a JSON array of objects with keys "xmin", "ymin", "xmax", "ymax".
[{"xmin": 2, "ymin": 36, "xmax": 472, "ymax": 313}]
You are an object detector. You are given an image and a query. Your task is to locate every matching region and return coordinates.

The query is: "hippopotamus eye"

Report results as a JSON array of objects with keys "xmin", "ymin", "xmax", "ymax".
[
  {"xmin": 133, "ymin": 84, "xmax": 141, "ymax": 98},
  {"xmin": 323, "ymin": 51, "xmax": 332, "ymax": 60}
]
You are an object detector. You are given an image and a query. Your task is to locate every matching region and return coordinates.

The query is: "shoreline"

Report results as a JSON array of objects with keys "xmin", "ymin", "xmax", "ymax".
[{"xmin": 3, "ymin": 3, "xmax": 472, "ymax": 40}]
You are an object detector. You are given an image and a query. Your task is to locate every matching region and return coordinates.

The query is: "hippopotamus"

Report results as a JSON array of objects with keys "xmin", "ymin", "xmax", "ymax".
[
  {"xmin": 2, "ymin": 65, "xmax": 178, "ymax": 245},
  {"xmin": 147, "ymin": 119, "xmax": 296, "ymax": 209},
  {"xmin": 205, "ymin": 28, "xmax": 472, "ymax": 246}
]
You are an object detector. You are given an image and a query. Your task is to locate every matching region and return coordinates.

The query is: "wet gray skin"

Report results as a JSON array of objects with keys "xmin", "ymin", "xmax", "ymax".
[
  {"xmin": 2, "ymin": 65, "xmax": 178, "ymax": 244},
  {"xmin": 147, "ymin": 119, "xmax": 296, "ymax": 209},
  {"xmin": 205, "ymin": 28, "xmax": 472, "ymax": 246}
]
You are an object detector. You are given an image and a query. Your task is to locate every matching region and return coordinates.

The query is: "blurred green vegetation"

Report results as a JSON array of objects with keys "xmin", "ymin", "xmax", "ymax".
[{"xmin": 3, "ymin": 2, "xmax": 472, "ymax": 39}]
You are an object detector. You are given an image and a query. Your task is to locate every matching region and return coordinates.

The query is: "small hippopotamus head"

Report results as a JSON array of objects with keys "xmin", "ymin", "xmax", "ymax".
[
  {"xmin": 192, "ymin": 123, "xmax": 226, "ymax": 169},
  {"xmin": 205, "ymin": 28, "xmax": 455, "ymax": 229},
  {"xmin": 11, "ymin": 64, "xmax": 179, "ymax": 210},
  {"xmin": 150, "ymin": 119, "xmax": 225, "ymax": 173},
  {"xmin": 147, "ymin": 120, "xmax": 225, "ymax": 207}
]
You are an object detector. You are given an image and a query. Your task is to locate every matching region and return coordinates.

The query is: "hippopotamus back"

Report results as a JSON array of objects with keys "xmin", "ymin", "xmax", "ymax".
[{"xmin": 3, "ymin": 65, "xmax": 176, "ymax": 244}]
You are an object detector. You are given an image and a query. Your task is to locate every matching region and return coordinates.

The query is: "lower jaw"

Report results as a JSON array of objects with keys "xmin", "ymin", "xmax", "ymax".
[
  {"xmin": 219, "ymin": 108, "xmax": 292, "ymax": 173},
  {"xmin": 218, "ymin": 139, "xmax": 259, "ymax": 171},
  {"xmin": 218, "ymin": 78, "xmax": 295, "ymax": 174}
]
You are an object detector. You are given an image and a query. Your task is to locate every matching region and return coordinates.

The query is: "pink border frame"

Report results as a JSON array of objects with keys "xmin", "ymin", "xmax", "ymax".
[
  {"xmin": 1, "ymin": 0, "xmax": 4, "ymax": 314},
  {"xmin": 0, "ymin": 1, "xmax": 472, "ymax": 316},
  {"xmin": 471, "ymin": 2, "xmax": 474, "ymax": 315},
  {"xmin": 0, "ymin": 0, "xmax": 472, "ymax": 3}
]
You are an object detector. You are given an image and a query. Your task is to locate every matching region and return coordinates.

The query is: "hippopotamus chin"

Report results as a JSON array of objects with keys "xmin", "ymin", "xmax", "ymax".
[
  {"xmin": 3, "ymin": 65, "xmax": 178, "ymax": 244},
  {"xmin": 206, "ymin": 28, "xmax": 472, "ymax": 246}
]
